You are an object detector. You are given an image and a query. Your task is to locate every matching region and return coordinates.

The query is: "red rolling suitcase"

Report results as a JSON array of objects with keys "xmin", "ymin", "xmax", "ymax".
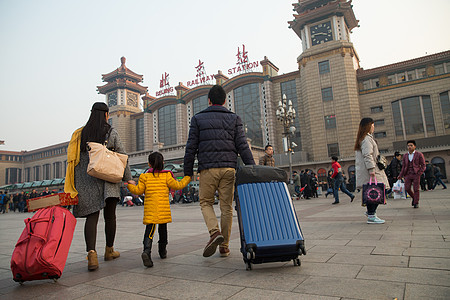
[{"xmin": 11, "ymin": 206, "xmax": 76, "ymax": 283}]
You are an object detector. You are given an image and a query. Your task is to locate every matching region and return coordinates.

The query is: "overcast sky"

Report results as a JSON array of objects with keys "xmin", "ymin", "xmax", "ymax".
[{"xmin": 1, "ymin": 0, "xmax": 449, "ymax": 151}]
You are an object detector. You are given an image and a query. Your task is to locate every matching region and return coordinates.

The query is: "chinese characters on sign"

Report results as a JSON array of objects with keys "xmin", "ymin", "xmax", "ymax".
[
  {"xmin": 228, "ymin": 44, "xmax": 259, "ymax": 76},
  {"xmin": 154, "ymin": 44, "xmax": 260, "ymax": 97},
  {"xmin": 156, "ymin": 72, "xmax": 174, "ymax": 97},
  {"xmin": 236, "ymin": 44, "xmax": 249, "ymax": 64},
  {"xmin": 187, "ymin": 59, "xmax": 214, "ymax": 87}
]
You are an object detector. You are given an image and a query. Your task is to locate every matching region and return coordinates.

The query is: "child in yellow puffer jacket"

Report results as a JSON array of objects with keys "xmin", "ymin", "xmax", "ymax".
[{"xmin": 126, "ymin": 152, "xmax": 191, "ymax": 267}]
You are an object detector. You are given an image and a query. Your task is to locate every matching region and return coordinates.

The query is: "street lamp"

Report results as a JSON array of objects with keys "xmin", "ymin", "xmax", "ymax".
[{"xmin": 276, "ymin": 94, "xmax": 296, "ymax": 184}]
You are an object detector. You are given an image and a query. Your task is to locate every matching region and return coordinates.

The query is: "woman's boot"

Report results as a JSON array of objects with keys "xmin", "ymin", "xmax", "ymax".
[
  {"xmin": 142, "ymin": 238, "xmax": 153, "ymax": 267},
  {"xmin": 87, "ymin": 250, "xmax": 98, "ymax": 271},
  {"xmin": 104, "ymin": 246, "xmax": 120, "ymax": 261}
]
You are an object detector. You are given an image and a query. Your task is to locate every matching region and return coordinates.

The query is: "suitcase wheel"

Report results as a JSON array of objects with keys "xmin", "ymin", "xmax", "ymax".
[
  {"xmin": 293, "ymin": 258, "xmax": 301, "ymax": 266},
  {"xmin": 246, "ymin": 261, "xmax": 252, "ymax": 271},
  {"xmin": 246, "ymin": 248, "xmax": 255, "ymax": 260}
]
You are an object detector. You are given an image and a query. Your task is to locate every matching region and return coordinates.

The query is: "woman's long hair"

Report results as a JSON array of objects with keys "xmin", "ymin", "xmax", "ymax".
[
  {"xmin": 148, "ymin": 152, "xmax": 164, "ymax": 175},
  {"xmin": 354, "ymin": 117, "xmax": 374, "ymax": 151},
  {"xmin": 80, "ymin": 102, "xmax": 111, "ymax": 152}
]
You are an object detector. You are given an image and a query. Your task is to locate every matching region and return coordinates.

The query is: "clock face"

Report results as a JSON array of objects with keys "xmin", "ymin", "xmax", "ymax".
[
  {"xmin": 310, "ymin": 21, "xmax": 333, "ymax": 46},
  {"xmin": 127, "ymin": 92, "xmax": 138, "ymax": 107},
  {"xmin": 108, "ymin": 92, "xmax": 117, "ymax": 107}
]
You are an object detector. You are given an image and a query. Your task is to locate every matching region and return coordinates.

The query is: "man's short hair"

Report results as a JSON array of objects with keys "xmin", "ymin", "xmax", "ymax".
[
  {"xmin": 265, "ymin": 144, "xmax": 273, "ymax": 151},
  {"xmin": 394, "ymin": 151, "xmax": 400, "ymax": 157},
  {"xmin": 208, "ymin": 85, "xmax": 226, "ymax": 105},
  {"xmin": 293, "ymin": 170, "xmax": 297, "ymax": 174},
  {"xmin": 407, "ymin": 140, "xmax": 416, "ymax": 146},
  {"xmin": 331, "ymin": 156, "xmax": 338, "ymax": 162}
]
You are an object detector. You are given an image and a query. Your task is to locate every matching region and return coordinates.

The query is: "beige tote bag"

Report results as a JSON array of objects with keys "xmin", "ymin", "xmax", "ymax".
[{"xmin": 87, "ymin": 142, "xmax": 128, "ymax": 183}]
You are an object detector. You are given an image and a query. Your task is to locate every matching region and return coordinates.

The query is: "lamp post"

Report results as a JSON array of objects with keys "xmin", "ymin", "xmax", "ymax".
[{"xmin": 276, "ymin": 94, "xmax": 296, "ymax": 184}]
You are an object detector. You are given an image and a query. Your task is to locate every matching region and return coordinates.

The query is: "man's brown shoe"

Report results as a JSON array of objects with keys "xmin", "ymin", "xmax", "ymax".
[
  {"xmin": 219, "ymin": 247, "xmax": 230, "ymax": 257},
  {"xmin": 203, "ymin": 231, "xmax": 224, "ymax": 257}
]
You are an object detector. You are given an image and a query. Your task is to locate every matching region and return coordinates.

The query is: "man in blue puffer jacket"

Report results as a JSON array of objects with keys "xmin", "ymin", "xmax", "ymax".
[{"xmin": 184, "ymin": 85, "xmax": 255, "ymax": 258}]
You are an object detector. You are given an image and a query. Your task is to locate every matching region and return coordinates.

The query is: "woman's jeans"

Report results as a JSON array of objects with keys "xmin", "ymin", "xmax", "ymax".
[{"xmin": 333, "ymin": 174, "xmax": 354, "ymax": 203}]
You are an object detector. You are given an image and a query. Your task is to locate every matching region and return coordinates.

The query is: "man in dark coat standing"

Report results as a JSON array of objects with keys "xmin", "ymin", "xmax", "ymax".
[
  {"xmin": 398, "ymin": 140, "xmax": 426, "ymax": 208},
  {"xmin": 259, "ymin": 144, "xmax": 275, "ymax": 166},
  {"xmin": 184, "ymin": 85, "xmax": 255, "ymax": 258}
]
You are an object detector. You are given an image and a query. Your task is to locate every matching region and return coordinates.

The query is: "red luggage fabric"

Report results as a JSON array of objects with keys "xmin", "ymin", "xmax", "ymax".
[
  {"xmin": 11, "ymin": 206, "xmax": 76, "ymax": 282},
  {"xmin": 126, "ymin": 200, "xmax": 134, "ymax": 206}
]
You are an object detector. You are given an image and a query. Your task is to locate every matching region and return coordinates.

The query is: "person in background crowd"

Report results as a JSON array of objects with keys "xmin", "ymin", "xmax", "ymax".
[
  {"xmin": 325, "ymin": 170, "xmax": 334, "ymax": 198},
  {"xmin": 30, "ymin": 189, "xmax": 38, "ymax": 200},
  {"xmin": 259, "ymin": 144, "xmax": 275, "ymax": 167},
  {"xmin": 386, "ymin": 152, "xmax": 402, "ymax": 196},
  {"xmin": 4, "ymin": 192, "xmax": 10, "ymax": 213},
  {"xmin": 398, "ymin": 140, "xmax": 426, "ymax": 208},
  {"xmin": 424, "ymin": 161, "xmax": 435, "ymax": 191},
  {"xmin": 41, "ymin": 187, "xmax": 50, "ymax": 196},
  {"xmin": 183, "ymin": 85, "xmax": 255, "ymax": 258},
  {"xmin": 311, "ymin": 172, "xmax": 318, "ymax": 198},
  {"xmin": 432, "ymin": 164, "xmax": 447, "ymax": 190},
  {"xmin": 293, "ymin": 171, "xmax": 301, "ymax": 197},
  {"xmin": 420, "ymin": 172, "xmax": 427, "ymax": 191},
  {"xmin": 0, "ymin": 191, "xmax": 4, "ymax": 214},
  {"xmin": 330, "ymin": 157, "xmax": 355, "ymax": 204},
  {"xmin": 12, "ymin": 193, "xmax": 19, "ymax": 212},
  {"xmin": 354, "ymin": 117, "xmax": 389, "ymax": 224},
  {"xmin": 65, "ymin": 102, "xmax": 134, "ymax": 271},
  {"xmin": 302, "ymin": 169, "xmax": 312, "ymax": 199},
  {"xmin": 348, "ymin": 171, "xmax": 356, "ymax": 192},
  {"xmin": 18, "ymin": 191, "xmax": 26, "ymax": 213}
]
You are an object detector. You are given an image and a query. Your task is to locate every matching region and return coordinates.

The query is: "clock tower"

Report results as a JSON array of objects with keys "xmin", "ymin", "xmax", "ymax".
[
  {"xmin": 97, "ymin": 57, "xmax": 148, "ymax": 153},
  {"xmin": 289, "ymin": 0, "xmax": 362, "ymax": 160}
]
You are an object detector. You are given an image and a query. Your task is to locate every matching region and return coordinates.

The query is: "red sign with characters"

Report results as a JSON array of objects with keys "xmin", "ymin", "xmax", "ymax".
[
  {"xmin": 228, "ymin": 44, "xmax": 259, "ymax": 76},
  {"xmin": 156, "ymin": 72, "xmax": 174, "ymax": 97},
  {"xmin": 187, "ymin": 59, "xmax": 214, "ymax": 87},
  {"xmin": 153, "ymin": 44, "xmax": 261, "ymax": 97}
]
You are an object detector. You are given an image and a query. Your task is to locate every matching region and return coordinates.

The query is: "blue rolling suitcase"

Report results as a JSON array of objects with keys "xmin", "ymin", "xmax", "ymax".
[{"xmin": 235, "ymin": 165, "xmax": 306, "ymax": 270}]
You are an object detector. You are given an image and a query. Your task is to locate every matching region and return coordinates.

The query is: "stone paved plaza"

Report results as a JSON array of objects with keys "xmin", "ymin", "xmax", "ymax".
[{"xmin": 0, "ymin": 188, "xmax": 449, "ymax": 299}]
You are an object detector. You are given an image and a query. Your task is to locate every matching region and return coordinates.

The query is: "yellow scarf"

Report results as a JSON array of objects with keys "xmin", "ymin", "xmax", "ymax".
[{"xmin": 64, "ymin": 127, "xmax": 83, "ymax": 198}]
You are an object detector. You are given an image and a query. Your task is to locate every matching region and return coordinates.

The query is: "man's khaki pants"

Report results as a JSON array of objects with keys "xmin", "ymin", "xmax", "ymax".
[{"xmin": 199, "ymin": 168, "xmax": 235, "ymax": 248}]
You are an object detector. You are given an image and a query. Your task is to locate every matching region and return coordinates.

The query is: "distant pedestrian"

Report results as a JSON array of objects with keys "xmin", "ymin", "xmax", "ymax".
[
  {"xmin": 0, "ymin": 191, "xmax": 5, "ymax": 214},
  {"xmin": 424, "ymin": 161, "xmax": 435, "ymax": 190},
  {"xmin": 354, "ymin": 117, "xmax": 389, "ymax": 224},
  {"xmin": 325, "ymin": 170, "xmax": 334, "ymax": 198},
  {"xmin": 386, "ymin": 152, "xmax": 402, "ymax": 196},
  {"xmin": 184, "ymin": 85, "xmax": 255, "ymax": 258},
  {"xmin": 398, "ymin": 140, "xmax": 426, "ymax": 208},
  {"xmin": 293, "ymin": 171, "xmax": 301, "ymax": 197},
  {"xmin": 259, "ymin": 144, "xmax": 275, "ymax": 167},
  {"xmin": 330, "ymin": 157, "xmax": 355, "ymax": 204},
  {"xmin": 126, "ymin": 152, "xmax": 190, "ymax": 267},
  {"xmin": 432, "ymin": 165, "xmax": 447, "ymax": 189},
  {"xmin": 41, "ymin": 187, "xmax": 50, "ymax": 196}
]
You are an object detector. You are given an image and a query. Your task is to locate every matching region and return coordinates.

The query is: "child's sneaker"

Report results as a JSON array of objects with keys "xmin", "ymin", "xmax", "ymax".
[{"xmin": 367, "ymin": 215, "xmax": 385, "ymax": 224}]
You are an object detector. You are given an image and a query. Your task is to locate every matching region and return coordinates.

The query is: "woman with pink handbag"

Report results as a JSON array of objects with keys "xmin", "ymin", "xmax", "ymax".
[
  {"xmin": 354, "ymin": 118, "xmax": 390, "ymax": 224},
  {"xmin": 65, "ymin": 102, "xmax": 135, "ymax": 270}
]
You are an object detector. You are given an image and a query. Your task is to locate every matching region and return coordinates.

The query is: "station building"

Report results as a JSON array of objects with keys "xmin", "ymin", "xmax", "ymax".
[{"xmin": 1, "ymin": 0, "xmax": 450, "ymax": 189}]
